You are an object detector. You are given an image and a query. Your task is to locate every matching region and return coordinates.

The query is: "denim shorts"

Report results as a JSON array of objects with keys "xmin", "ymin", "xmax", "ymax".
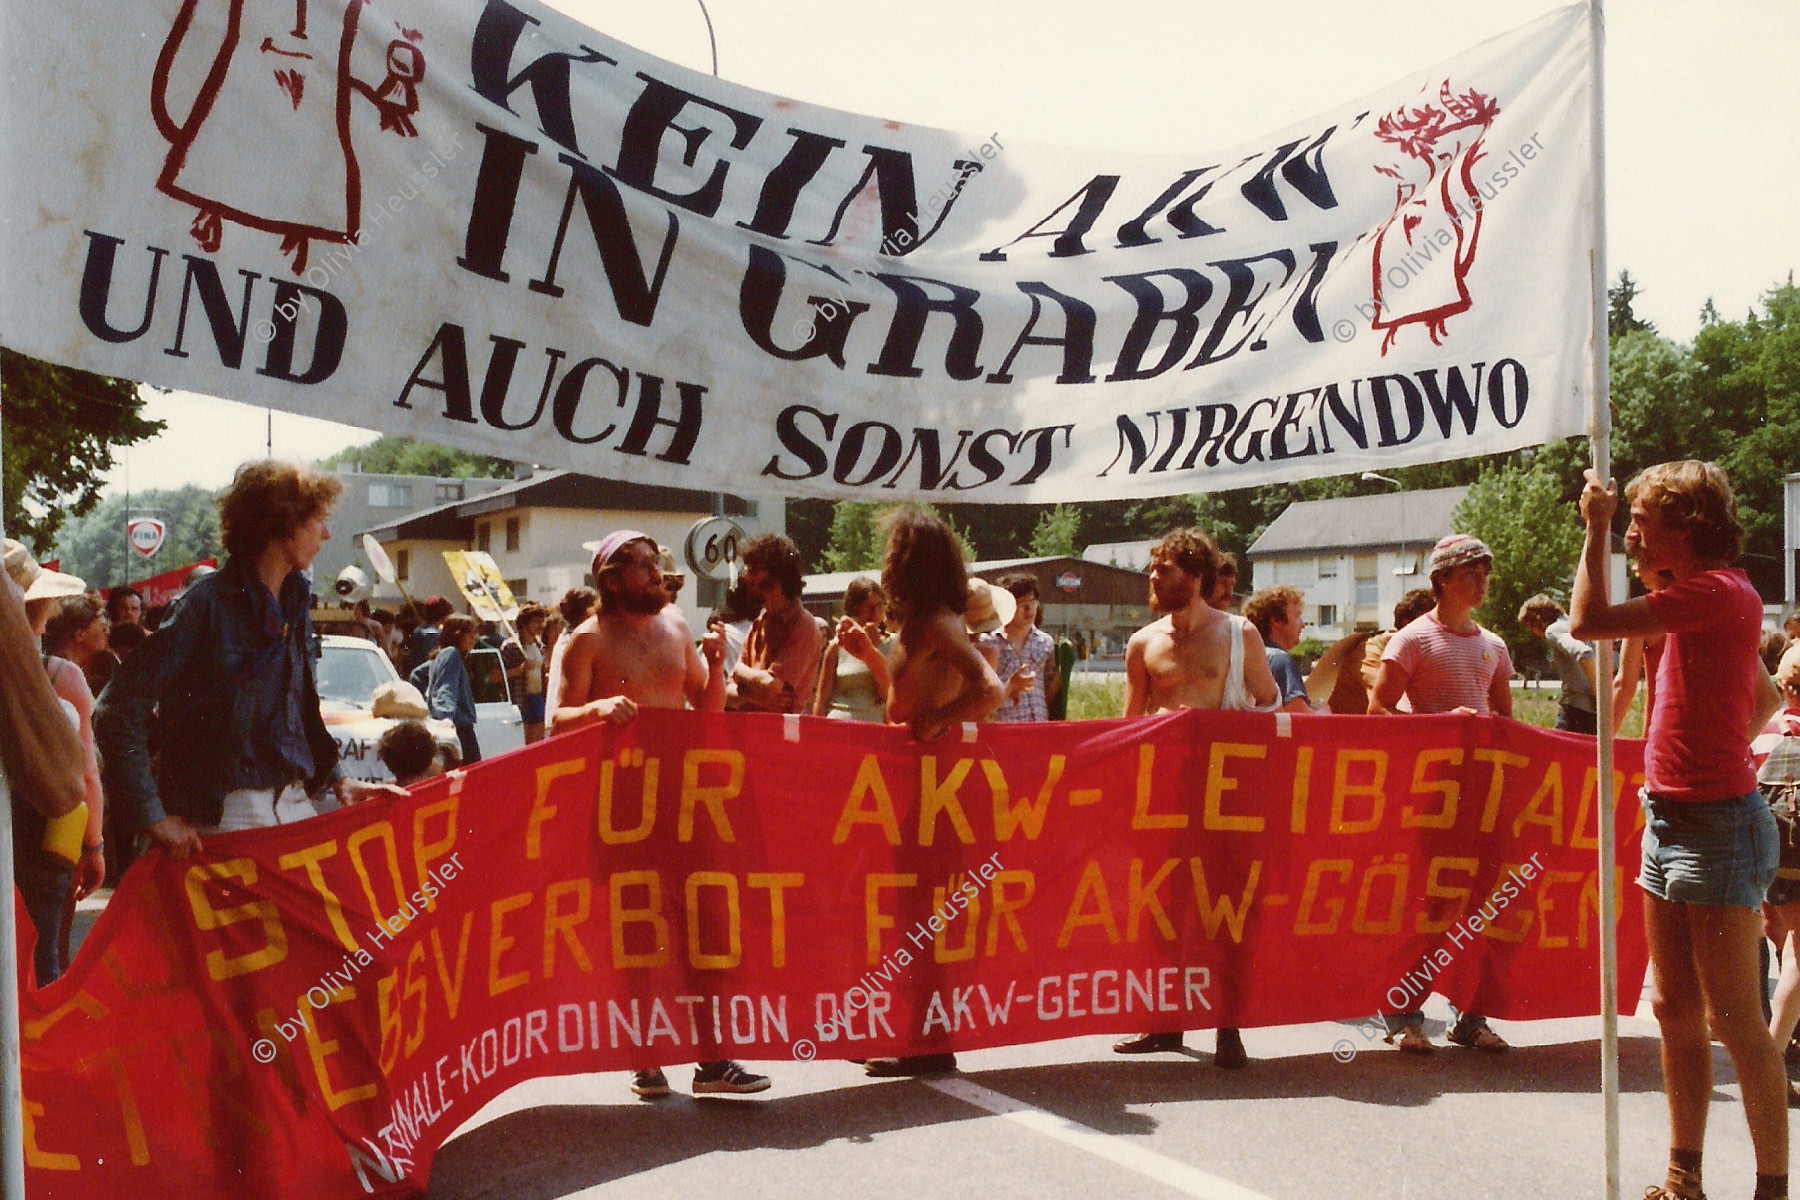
[
  {"xmin": 519, "ymin": 693, "xmax": 546, "ymax": 725},
  {"xmin": 1638, "ymin": 790, "xmax": 1778, "ymax": 909}
]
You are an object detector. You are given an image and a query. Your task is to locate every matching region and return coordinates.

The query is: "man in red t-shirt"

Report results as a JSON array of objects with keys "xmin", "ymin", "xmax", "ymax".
[{"xmin": 1574, "ymin": 460, "xmax": 1786, "ymax": 1200}]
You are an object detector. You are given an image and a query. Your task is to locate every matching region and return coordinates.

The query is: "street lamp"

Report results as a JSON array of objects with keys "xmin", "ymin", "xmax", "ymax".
[{"xmin": 1361, "ymin": 472, "xmax": 1413, "ymax": 576}]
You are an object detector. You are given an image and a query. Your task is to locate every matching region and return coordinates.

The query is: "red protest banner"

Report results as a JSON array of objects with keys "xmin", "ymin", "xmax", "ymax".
[{"xmin": 21, "ymin": 710, "xmax": 1646, "ymax": 1197}]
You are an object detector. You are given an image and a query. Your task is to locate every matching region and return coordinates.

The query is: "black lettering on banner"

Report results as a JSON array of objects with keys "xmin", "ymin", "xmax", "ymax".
[
  {"xmin": 166, "ymin": 255, "xmax": 259, "ymax": 369},
  {"xmin": 77, "ymin": 232, "xmax": 168, "ymax": 343},
  {"xmin": 1103, "ymin": 269, "xmax": 1214, "ymax": 382},
  {"xmin": 456, "ymin": 124, "xmax": 540, "ymax": 283},
  {"xmin": 1100, "ymin": 362, "xmax": 1532, "ymax": 478},
  {"xmin": 550, "ymin": 357, "xmax": 630, "ymax": 445},
  {"xmin": 257, "ymin": 281, "xmax": 346, "ymax": 385},
  {"xmin": 865, "ymin": 273, "xmax": 986, "ymax": 382},
  {"xmin": 980, "ymin": 175, "xmax": 1121, "ymax": 262},
  {"xmin": 737, "ymin": 245, "xmax": 867, "ymax": 366},
  {"xmin": 608, "ymin": 75, "xmax": 762, "ymax": 217},
  {"xmin": 1115, "ymin": 166, "xmax": 1227, "ymax": 248},
  {"xmin": 469, "ymin": 0, "xmax": 613, "ymax": 157},
  {"xmin": 985, "ymin": 282, "xmax": 1098, "ymax": 385},
  {"xmin": 1239, "ymin": 126, "xmax": 1341, "ymax": 221},
  {"xmin": 528, "ymin": 155, "xmax": 678, "ymax": 325},
  {"xmin": 737, "ymin": 128, "xmax": 848, "ymax": 239}
]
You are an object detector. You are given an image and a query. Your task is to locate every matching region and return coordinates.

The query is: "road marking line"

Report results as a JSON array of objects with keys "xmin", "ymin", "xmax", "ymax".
[{"xmin": 925, "ymin": 1076, "xmax": 1276, "ymax": 1200}]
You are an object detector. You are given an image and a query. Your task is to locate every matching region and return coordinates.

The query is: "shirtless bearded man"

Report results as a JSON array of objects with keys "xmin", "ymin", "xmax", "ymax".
[
  {"xmin": 552, "ymin": 530, "xmax": 765, "ymax": 1099},
  {"xmin": 1115, "ymin": 528, "xmax": 1278, "ymax": 1068}
]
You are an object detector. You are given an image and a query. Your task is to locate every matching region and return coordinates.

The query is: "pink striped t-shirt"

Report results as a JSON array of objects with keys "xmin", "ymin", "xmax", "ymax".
[{"xmin": 1380, "ymin": 613, "xmax": 1514, "ymax": 714}]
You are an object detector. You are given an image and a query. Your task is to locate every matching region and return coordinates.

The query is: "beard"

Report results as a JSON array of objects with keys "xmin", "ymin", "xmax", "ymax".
[
  {"xmin": 1149, "ymin": 576, "xmax": 1196, "ymax": 614},
  {"xmin": 617, "ymin": 588, "xmax": 668, "ymax": 616}
]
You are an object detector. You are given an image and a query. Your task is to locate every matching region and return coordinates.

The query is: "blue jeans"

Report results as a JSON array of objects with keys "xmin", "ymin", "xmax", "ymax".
[
  {"xmin": 1639, "ymin": 790, "xmax": 1777, "ymax": 909},
  {"xmin": 14, "ymin": 854, "xmax": 71, "ymax": 987}
]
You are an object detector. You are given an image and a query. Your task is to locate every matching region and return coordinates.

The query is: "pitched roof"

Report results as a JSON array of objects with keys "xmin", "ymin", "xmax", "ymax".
[
  {"xmin": 358, "ymin": 469, "xmax": 749, "ymax": 541},
  {"xmin": 1247, "ymin": 486, "xmax": 1470, "ymax": 557}
]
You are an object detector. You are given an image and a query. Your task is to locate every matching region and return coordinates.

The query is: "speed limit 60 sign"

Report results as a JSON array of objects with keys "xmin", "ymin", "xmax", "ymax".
[{"xmin": 684, "ymin": 516, "xmax": 746, "ymax": 582}]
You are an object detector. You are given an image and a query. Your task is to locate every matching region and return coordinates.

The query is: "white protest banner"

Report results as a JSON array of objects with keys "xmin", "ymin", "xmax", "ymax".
[{"xmin": 0, "ymin": 2, "xmax": 1594, "ymax": 503}]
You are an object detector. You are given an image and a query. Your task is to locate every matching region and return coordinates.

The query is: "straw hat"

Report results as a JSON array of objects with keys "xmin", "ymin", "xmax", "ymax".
[
  {"xmin": 964, "ymin": 578, "xmax": 1016, "ymax": 636},
  {"xmin": 2, "ymin": 539, "xmax": 86, "ymax": 602}
]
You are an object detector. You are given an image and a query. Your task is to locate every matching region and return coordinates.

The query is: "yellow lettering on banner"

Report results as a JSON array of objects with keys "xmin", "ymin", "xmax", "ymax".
[
  {"xmin": 184, "ymin": 859, "xmax": 288, "ymax": 980},
  {"xmin": 1351, "ymin": 856, "xmax": 1409, "ymax": 935},
  {"xmin": 82, "ymin": 1049, "xmax": 150, "ymax": 1165},
  {"xmin": 933, "ymin": 879, "xmax": 980, "ymax": 963},
  {"xmin": 986, "ymin": 870, "xmax": 1034, "ymax": 955},
  {"xmin": 489, "ymin": 892, "xmax": 534, "ymax": 996},
  {"xmin": 21, "ymin": 990, "xmax": 107, "ymax": 1040},
  {"xmin": 1188, "ymin": 859, "xmax": 1261, "ymax": 943},
  {"xmin": 985, "ymin": 755, "xmax": 1063, "ymax": 841},
  {"xmin": 1204, "ymin": 743, "xmax": 1267, "ymax": 832},
  {"xmin": 918, "ymin": 757, "xmax": 976, "ymax": 845},
  {"xmin": 377, "ymin": 944, "xmax": 430, "ymax": 1074},
  {"xmin": 277, "ymin": 841, "xmax": 359, "ymax": 952},
  {"xmin": 412, "ymin": 796, "xmax": 460, "ymax": 911},
  {"xmin": 526, "ymin": 758, "xmax": 584, "ymax": 859},
  {"xmin": 1480, "ymin": 864, "xmax": 1533, "ymax": 943},
  {"xmin": 686, "ymin": 871, "xmax": 743, "ymax": 968},
  {"xmin": 680, "ymin": 749, "xmax": 742, "ymax": 842},
  {"xmin": 22, "ymin": 1099, "xmax": 76, "ymax": 1170},
  {"xmin": 1573, "ymin": 769, "xmax": 1641, "ymax": 850},
  {"xmin": 1290, "ymin": 745, "xmax": 1314, "ymax": 833},
  {"xmin": 597, "ymin": 757, "xmax": 656, "ymax": 844},
  {"xmin": 544, "ymin": 878, "xmax": 594, "ymax": 978},
  {"xmin": 1295, "ymin": 859, "xmax": 1352, "ymax": 935},
  {"xmin": 749, "ymin": 872, "xmax": 803, "ymax": 967},
  {"xmin": 1403, "ymin": 748, "xmax": 1462, "ymax": 829},
  {"xmin": 1475, "ymin": 749, "xmax": 1531, "ymax": 832},
  {"xmin": 1330, "ymin": 750, "xmax": 1387, "ymax": 833},
  {"xmin": 1416, "ymin": 856, "xmax": 1478, "ymax": 934},
  {"xmin": 1057, "ymin": 861, "xmax": 1120, "ymax": 947},
  {"xmin": 303, "ymin": 986, "xmax": 378, "ymax": 1110},
  {"xmin": 1513, "ymin": 763, "xmax": 1566, "ymax": 845},
  {"xmin": 1127, "ymin": 858, "xmax": 1179, "ymax": 941},
  {"xmin": 835, "ymin": 756, "xmax": 901, "ymax": 844},
  {"xmin": 1536, "ymin": 870, "xmax": 1586, "ymax": 949},
  {"xmin": 347, "ymin": 820, "xmax": 407, "ymax": 925},
  {"xmin": 863, "ymin": 873, "xmax": 915, "ymax": 964},
  {"xmin": 1577, "ymin": 867, "xmax": 1626, "ymax": 949},
  {"xmin": 1130, "ymin": 745, "xmax": 1185, "ymax": 830},
  {"xmin": 429, "ymin": 912, "xmax": 474, "ymax": 1020}
]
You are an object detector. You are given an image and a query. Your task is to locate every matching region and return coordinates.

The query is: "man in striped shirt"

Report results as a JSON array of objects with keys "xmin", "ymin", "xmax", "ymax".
[{"xmin": 1370, "ymin": 532, "xmax": 1515, "ymax": 1053}]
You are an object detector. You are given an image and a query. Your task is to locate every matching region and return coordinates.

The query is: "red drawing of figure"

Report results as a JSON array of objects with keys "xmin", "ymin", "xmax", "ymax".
[
  {"xmin": 1368, "ymin": 80, "xmax": 1501, "ymax": 354},
  {"xmin": 151, "ymin": 0, "xmax": 426, "ymax": 274}
]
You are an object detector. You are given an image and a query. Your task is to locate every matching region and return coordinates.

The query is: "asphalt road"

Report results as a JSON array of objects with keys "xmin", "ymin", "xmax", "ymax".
[{"xmin": 423, "ymin": 994, "xmax": 1787, "ymax": 1200}]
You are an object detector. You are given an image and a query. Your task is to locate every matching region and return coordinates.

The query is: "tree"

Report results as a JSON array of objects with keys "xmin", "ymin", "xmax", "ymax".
[
  {"xmin": 1455, "ymin": 456, "xmax": 1585, "ymax": 658},
  {"xmin": 320, "ymin": 435, "xmax": 514, "ymax": 479},
  {"xmin": 53, "ymin": 486, "xmax": 222, "ymax": 590},
  {"xmin": 1, "ymin": 350, "xmax": 163, "ymax": 550},
  {"xmin": 820, "ymin": 502, "xmax": 974, "ymax": 572},
  {"xmin": 1608, "ymin": 270, "xmax": 1656, "ymax": 339},
  {"xmin": 1028, "ymin": 505, "xmax": 1081, "ymax": 558}
]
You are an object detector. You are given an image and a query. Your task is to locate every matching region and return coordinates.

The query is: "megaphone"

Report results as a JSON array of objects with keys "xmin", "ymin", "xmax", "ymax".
[{"xmin": 333, "ymin": 564, "xmax": 372, "ymax": 604}]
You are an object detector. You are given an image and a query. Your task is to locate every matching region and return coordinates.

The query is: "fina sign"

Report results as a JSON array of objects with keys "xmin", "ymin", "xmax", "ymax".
[
  {"xmin": 126, "ymin": 517, "xmax": 166, "ymax": 559},
  {"xmin": 1055, "ymin": 571, "xmax": 1082, "ymax": 593}
]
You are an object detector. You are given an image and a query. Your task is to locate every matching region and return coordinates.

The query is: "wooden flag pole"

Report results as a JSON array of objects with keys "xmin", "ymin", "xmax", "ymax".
[{"xmin": 1584, "ymin": 3, "xmax": 1621, "ymax": 1198}]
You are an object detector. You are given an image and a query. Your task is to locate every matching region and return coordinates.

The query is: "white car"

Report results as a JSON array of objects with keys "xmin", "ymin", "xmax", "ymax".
[{"xmin": 315, "ymin": 635, "xmax": 525, "ymax": 781}]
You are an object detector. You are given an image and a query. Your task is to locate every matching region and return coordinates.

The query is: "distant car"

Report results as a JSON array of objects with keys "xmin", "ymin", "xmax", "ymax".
[
  {"xmin": 314, "ymin": 634, "xmax": 456, "ymax": 783},
  {"xmin": 314, "ymin": 635, "xmax": 526, "ymax": 780}
]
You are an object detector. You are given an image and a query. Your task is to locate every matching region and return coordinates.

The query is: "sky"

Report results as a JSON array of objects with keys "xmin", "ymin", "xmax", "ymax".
[{"xmin": 99, "ymin": 0, "xmax": 1800, "ymax": 497}]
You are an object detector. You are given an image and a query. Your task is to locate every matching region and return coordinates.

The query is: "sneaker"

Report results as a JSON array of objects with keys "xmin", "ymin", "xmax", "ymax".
[
  {"xmin": 1113, "ymin": 1032, "xmax": 1184, "ymax": 1055},
  {"xmin": 630, "ymin": 1068, "xmax": 670, "ymax": 1098},
  {"xmin": 1447, "ymin": 1024, "xmax": 1509, "ymax": 1052},
  {"xmin": 1214, "ymin": 1028, "xmax": 1248, "ymax": 1069},
  {"xmin": 1390, "ymin": 1027, "xmax": 1435, "ymax": 1054},
  {"xmin": 864, "ymin": 1053, "xmax": 957, "ymax": 1077},
  {"xmin": 692, "ymin": 1061, "xmax": 770, "ymax": 1095}
]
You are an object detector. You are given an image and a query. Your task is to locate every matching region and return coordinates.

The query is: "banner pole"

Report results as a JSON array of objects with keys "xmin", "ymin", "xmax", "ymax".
[
  {"xmin": 1584, "ymin": 3, "xmax": 1620, "ymax": 1199},
  {"xmin": 0, "ymin": 354, "xmax": 30, "ymax": 1200}
]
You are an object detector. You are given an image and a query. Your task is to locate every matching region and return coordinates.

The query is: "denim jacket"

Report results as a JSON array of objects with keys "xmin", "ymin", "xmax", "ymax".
[
  {"xmin": 425, "ymin": 647, "xmax": 478, "ymax": 728},
  {"xmin": 94, "ymin": 560, "xmax": 341, "ymax": 831}
]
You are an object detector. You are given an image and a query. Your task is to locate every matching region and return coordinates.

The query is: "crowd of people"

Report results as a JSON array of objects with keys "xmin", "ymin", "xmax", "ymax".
[{"xmin": 3, "ymin": 457, "xmax": 1799, "ymax": 1198}]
